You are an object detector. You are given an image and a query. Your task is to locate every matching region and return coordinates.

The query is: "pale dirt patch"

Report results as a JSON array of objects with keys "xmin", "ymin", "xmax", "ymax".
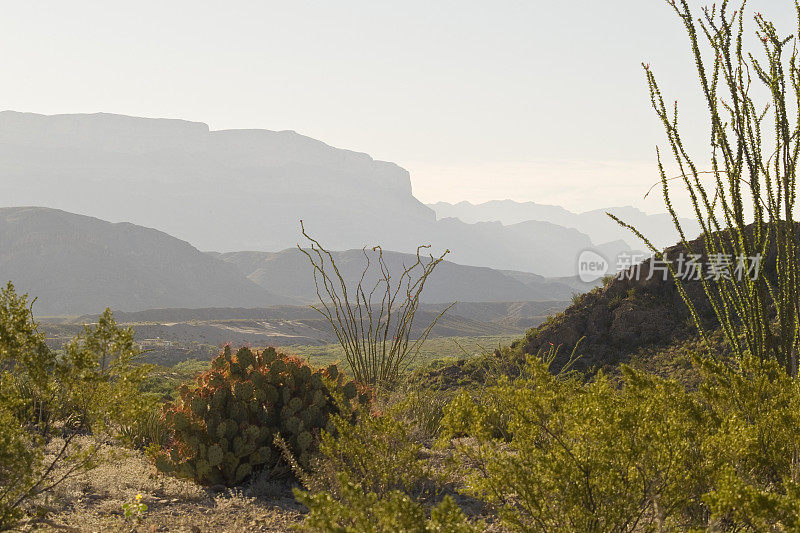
[{"xmin": 15, "ymin": 447, "xmax": 305, "ymax": 532}]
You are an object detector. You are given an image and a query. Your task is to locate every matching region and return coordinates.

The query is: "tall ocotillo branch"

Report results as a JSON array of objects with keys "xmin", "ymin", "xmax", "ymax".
[
  {"xmin": 613, "ymin": 0, "xmax": 800, "ymax": 375},
  {"xmin": 297, "ymin": 221, "xmax": 453, "ymax": 386}
]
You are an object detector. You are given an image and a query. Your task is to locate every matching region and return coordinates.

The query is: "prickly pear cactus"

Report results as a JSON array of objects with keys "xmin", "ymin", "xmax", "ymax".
[{"xmin": 155, "ymin": 345, "xmax": 369, "ymax": 486}]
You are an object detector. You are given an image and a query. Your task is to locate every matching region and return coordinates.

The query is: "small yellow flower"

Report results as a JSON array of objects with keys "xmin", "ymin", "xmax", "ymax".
[{"xmin": 135, "ymin": 493, "xmax": 143, "ymax": 502}]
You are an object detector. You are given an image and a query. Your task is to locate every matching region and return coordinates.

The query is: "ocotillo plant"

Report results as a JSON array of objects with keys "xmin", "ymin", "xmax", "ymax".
[
  {"xmin": 298, "ymin": 222, "xmax": 453, "ymax": 386},
  {"xmin": 612, "ymin": 0, "xmax": 800, "ymax": 375}
]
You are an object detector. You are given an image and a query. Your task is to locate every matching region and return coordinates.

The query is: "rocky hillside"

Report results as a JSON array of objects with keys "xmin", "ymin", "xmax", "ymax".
[
  {"xmin": 517, "ymin": 227, "xmax": 793, "ymax": 372},
  {"xmin": 518, "ymin": 260, "xmax": 712, "ymax": 373}
]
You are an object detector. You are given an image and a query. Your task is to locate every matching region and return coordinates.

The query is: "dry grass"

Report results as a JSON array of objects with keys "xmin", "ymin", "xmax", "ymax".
[{"xmin": 15, "ymin": 443, "xmax": 305, "ymax": 532}]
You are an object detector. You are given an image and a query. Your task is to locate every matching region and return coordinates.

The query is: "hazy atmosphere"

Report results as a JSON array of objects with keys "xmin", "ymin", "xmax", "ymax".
[
  {"xmin": 2, "ymin": 1, "xmax": 800, "ymax": 530},
  {"xmin": 2, "ymin": 0, "xmax": 792, "ymax": 211}
]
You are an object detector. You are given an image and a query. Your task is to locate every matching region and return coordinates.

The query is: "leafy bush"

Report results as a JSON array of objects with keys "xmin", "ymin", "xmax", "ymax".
[
  {"xmin": 304, "ymin": 409, "xmax": 434, "ymax": 500},
  {"xmin": 388, "ymin": 383, "xmax": 454, "ymax": 442},
  {"xmin": 118, "ymin": 407, "xmax": 170, "ymax": 451},
  {"xmin": 155, "ymin": 346, "xmax": 369, "ymax": 486},
  {"xmin": 440, "ymin": 355, "xmax": 705, "ymax": 530},
  {"xmin": 436, "ymin": 350, "xmax": 800, "ymax": 531},
  {"xmin": 698, "ymin": 355, "xmax": 800, "ymax": 528},
  {"xmin": 296, "ymin": 473, "xmax": 481, "ymax": 533},
  {"xmin": 60, "ymin": 308, "xmax": 156, "ymax": 433},
  {"xmin": 0, "ymin": 406, "xmax": 39, "ymax": 528},
  {"xmin": 704, "ymin": 471, "xmax": 800, "ymax": 530},
  {"xmin": 293, "ymin": 390, "xmax": 488, "ymax": 531},
  {"xmin": 0, "ymin": 282, "xmax": 153, "ymax": 528}
]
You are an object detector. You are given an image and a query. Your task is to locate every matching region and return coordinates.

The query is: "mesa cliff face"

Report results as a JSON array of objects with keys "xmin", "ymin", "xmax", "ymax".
[
  {"xmin": 0, "ymin": 111, "xmax": 433, "ymax": 254},
  {"xmin": 0, "ymin": 111, "xmax": 627, "ymax": 277}
]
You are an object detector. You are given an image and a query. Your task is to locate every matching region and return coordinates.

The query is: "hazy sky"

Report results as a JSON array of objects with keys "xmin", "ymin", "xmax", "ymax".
[{"xmin": 0, "ymin": 1, "xmax": 793, "ymax": 214}]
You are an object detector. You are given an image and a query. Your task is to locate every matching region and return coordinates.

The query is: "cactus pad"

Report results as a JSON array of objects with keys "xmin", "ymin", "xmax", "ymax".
[{"xmin": 156, "ymin": 345, "xmax": 368, "ymax": 487}]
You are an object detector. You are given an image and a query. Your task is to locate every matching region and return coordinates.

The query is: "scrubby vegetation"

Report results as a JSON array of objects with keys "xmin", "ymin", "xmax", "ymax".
[
  {"xmin": 441, "ymin": 351, "xmax": 800, "ymax": 530},
  {"xmin": 3, "ymin": 1, "xmax": 800, "ymax": 531},
  {"xmin": 0, "ymin": 282, "xmax": 156, "ymax": 529},
  {"xmin": 285, "ymin": 334, "xmax": 517, "ymax": 372},
  {"xmin": 7, "ymin": 311, "xmax": 800, "ymax": 530},
  {"xmin": 7, "ymin": 281, "xmax": 799, "ymax": 530}
]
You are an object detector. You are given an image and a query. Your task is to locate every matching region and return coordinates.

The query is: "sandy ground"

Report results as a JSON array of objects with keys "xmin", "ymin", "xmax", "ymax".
[{"xmin": 14, "ymin": 448, "xmax": 305, "ymax": 532}]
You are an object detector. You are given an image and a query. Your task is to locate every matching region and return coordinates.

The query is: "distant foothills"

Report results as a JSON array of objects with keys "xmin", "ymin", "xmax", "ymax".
[
  {"xmin": 0, "ymin": 206, "xmax": 593, "ymax": 316},
  {"xmin": 0, "ymin": 111, "xmax": 699, "ymax": 315}
]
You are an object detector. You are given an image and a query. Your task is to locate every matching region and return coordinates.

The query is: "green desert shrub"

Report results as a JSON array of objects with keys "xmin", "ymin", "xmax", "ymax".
[
  {"xmin": 388, "ymin": 384, "xmax": 455, "ymax": 442},
  {"xmin": 304, "ymin": 409, "xmax": 434, "ymax": 500},
  {"xmin": 295, "ymin": 400, "xmax": 476, "ymax": 531},
  {"xmin": 60, "ymin": 308, "xmax": 157, "ymax": 433},
  {"xmin": 155, "ymin": 346, "xmax": 369, "ymax": 486},
  {"xmin": 440, "ymin": 355, "xmax": 709, "ymax": 531},
  {"xmin": 438, "ymin": 350, "xmax": 800, "ymax": 531},
  {"xmin": 0, "ymin": 406, "xmax": 39, "ymax": 529},
  {"xmin": 295, "ymin": 472, "xmax": 481, "ymax": 533},
  {"xmin": 704, "ymin": 471, "xmax": 800, "ymax": 530},
  {"xmin": 0, "ymin": 282, "xmax": 153, "ymax": 527},
  {"xmin": 439, "ymin": 387, "xmax": 511, "ymax": 442},
  {"xmin": 698, "ymin": 355, "xmax": 800, "ymax": 529},
  {"xmin": 118, "ymin": 407, "xmax": 171, "ymax": 451}
]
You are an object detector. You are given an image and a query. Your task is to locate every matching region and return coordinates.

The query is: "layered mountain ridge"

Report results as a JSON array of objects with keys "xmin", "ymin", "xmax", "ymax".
[
  {"xmin": 0, "ymin": 206, "xmax": 294, "ymax": 315},
  {"xmin": 214, "ymin": 249, "xmax": 595, "ymax": 304},
  {"xmin": 0, "ymin": 206, "xmax": 590, "ymax": 316},
  {"xmin": 0, "ymin": 111, "xmax": 637, "ymax": 276},
  {"xmin": 429, "ymin": 200, "xmax": 700, "ymax": 250}
]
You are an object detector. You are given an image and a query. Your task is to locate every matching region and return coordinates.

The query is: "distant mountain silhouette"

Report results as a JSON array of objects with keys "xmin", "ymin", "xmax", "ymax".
[
  {"xmin": 0, "ymin": 111, "xmax": 633, "ymax": 276},
  {"xmin": 0, "ymin": 111, "xmax": 430, "ymax": 252},
  {"xmin": 213, "ymin": 249, "xmax": 588, "ymax": 304},
  {"xmin": 0, "ymin": 207, "xmax": 295, "ymax": 315},
  {"xmin": 428, "ymin": 200, "xmax": 701, "ymax": 250},
  {"xmin": 0, "ymin": 207, "xmax": 590, "ymax": 316}
]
